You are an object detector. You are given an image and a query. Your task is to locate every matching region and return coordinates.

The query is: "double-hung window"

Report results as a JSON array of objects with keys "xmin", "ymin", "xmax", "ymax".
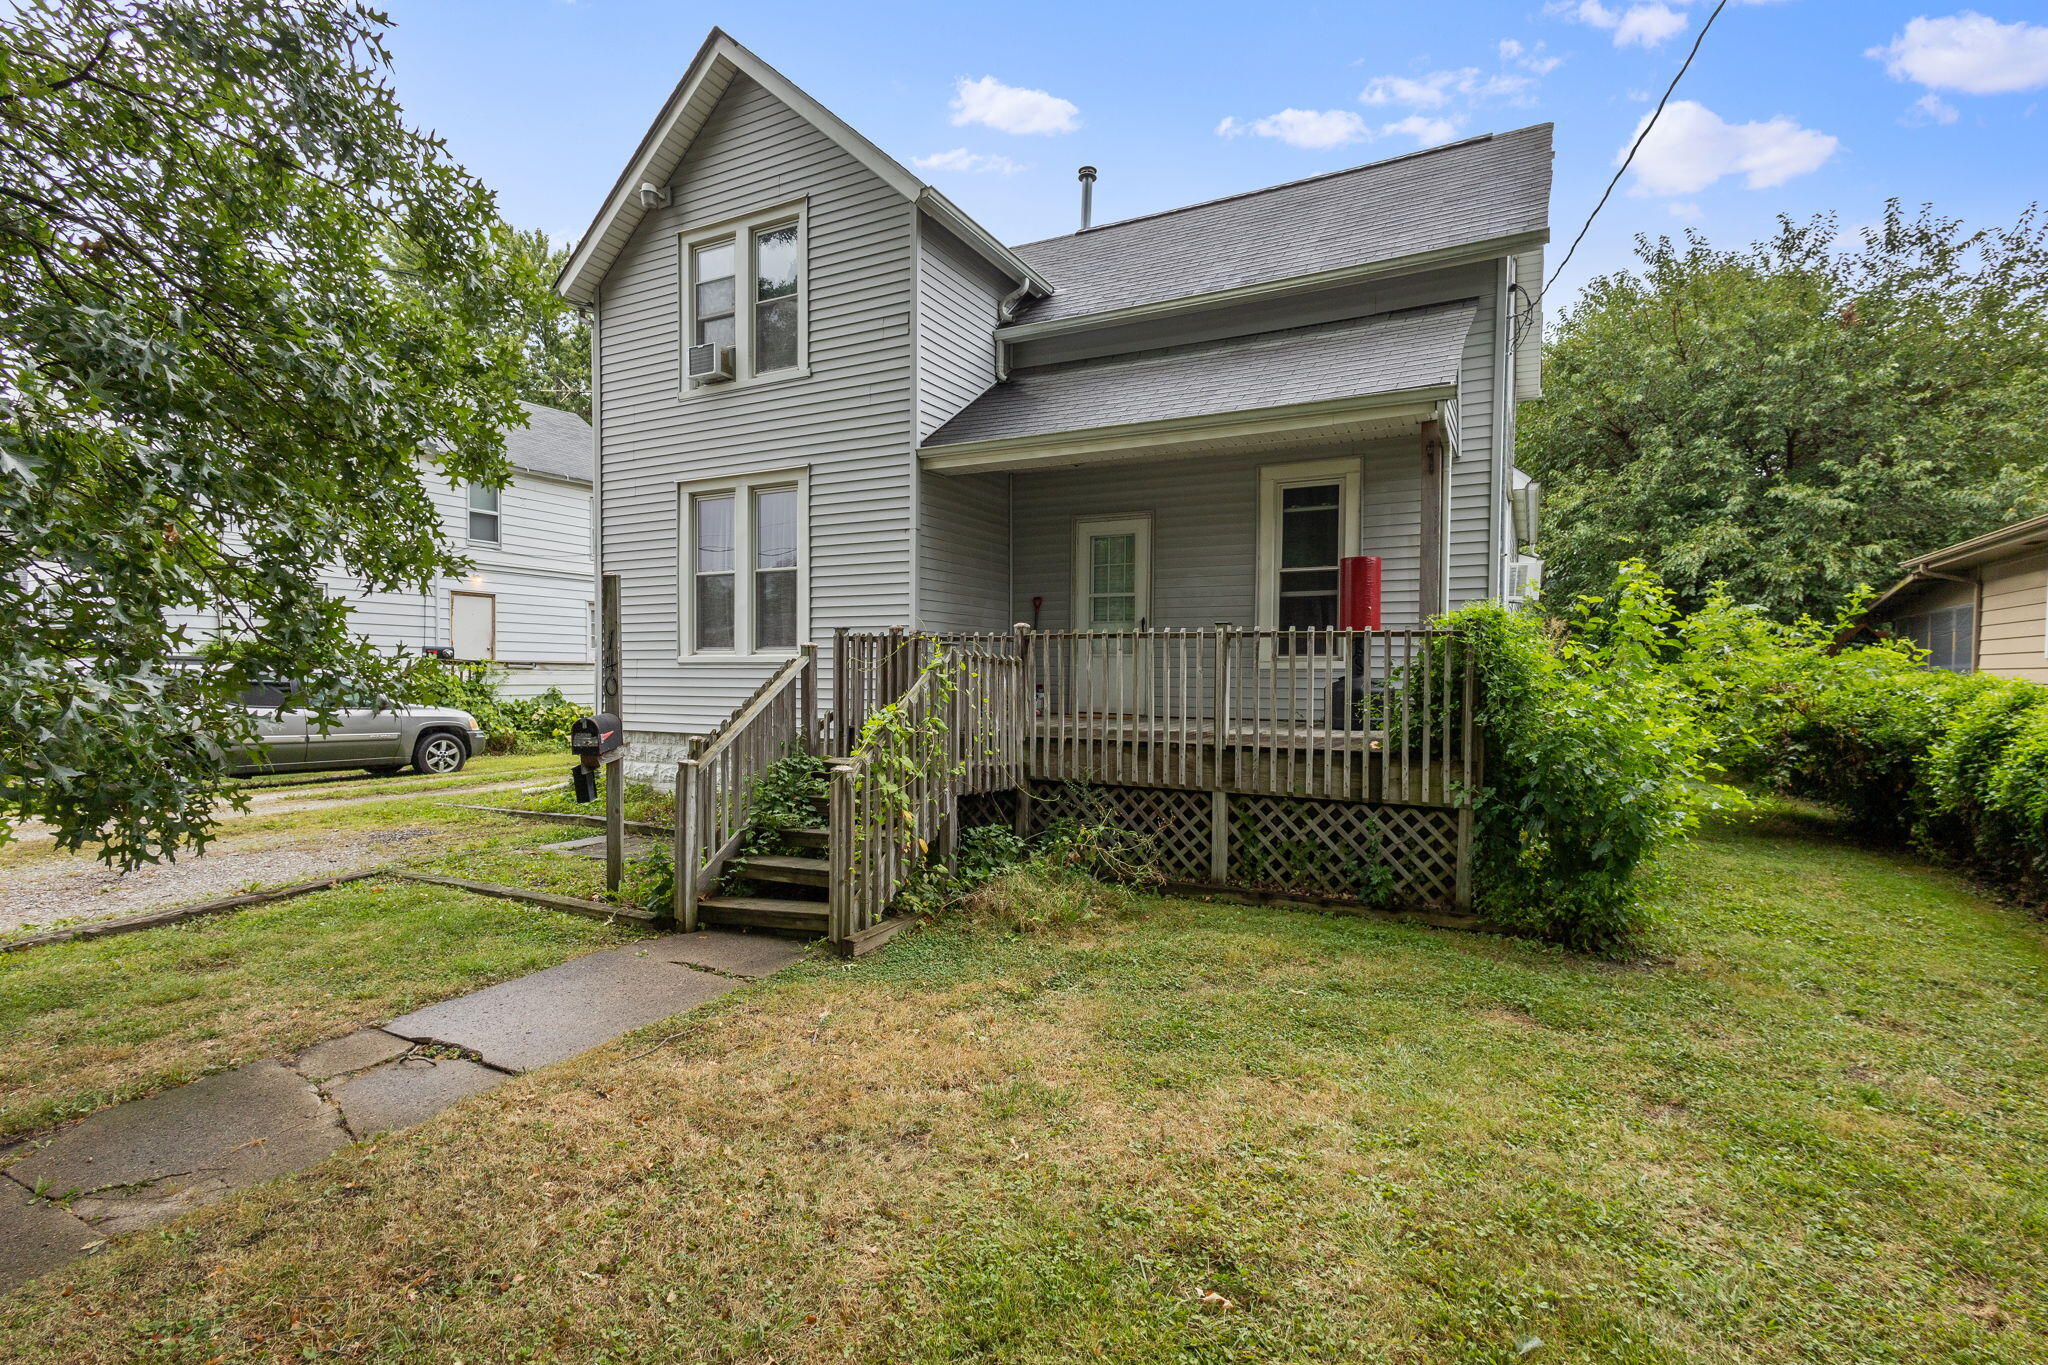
[
  {"xmin": 465, "ymin": 483, "xmax": 501, "ymax": 545},
  {"xmin": 682, "ymin": 470, "xmax": 807, "ymax": 657},
  {"xmin": 681, "ymin": 203, "xmax": 807, "ymax": 388},
  {"xmin": 1257, "ymin": 457, "xmax": 1361, "ymax": 653}
]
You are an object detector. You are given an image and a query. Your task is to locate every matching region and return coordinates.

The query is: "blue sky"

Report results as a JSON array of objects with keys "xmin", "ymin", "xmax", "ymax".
[{"xmin": 378, "ymin": 1, "xmax": 2048, "ymax": 313}]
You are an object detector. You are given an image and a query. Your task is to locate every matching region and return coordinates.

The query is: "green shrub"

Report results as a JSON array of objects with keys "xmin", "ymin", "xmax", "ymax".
[
  {"xmin": 401, "ymin": 659, "xmax": 587, "ymax": 750},
  {"xmin": 1446, "ymin": 565, "xmax": 1737, "ymax": 953}
]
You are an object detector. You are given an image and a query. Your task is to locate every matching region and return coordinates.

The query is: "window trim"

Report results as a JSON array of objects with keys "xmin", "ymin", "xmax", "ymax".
[
  {"xmin": 676, "ymin": 467, "xmax": 810, "ymax": 661},
  {"xmin": 464, "ymin": 482, "xmax": 502, "ymax": 547},
  {"xmin": 1071, "ymin": 513, "xmax": 1153, "ymax": 632},
  {"xmin": 1255, "ymin": 456, "xmax": 1362, "ymax": 641},
  {"xmin": 677, "ymin": 199, "xmax": 810, "ymax": 394}
]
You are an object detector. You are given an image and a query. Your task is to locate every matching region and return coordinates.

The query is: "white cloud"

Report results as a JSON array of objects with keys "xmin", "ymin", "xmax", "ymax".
[
  {"xmin": 1868, "ymin": 12, "xmax": 2048, "ymax": 96},
  {"xmin": 912, "ymin": 148, "xmax": 1028, "ymax": 175},
  {"xmin": 1621, "ymin": 99, "xmax": 1838, "ymax": 195},
  {"xmin": 949, "ymin": 75, "xmax": 1080, "ymax": 136},
  {"xmin": 1909, "ymin": 92, "xmax": 1961, "ymax": 125},
  {"xmin": 1500, "ymin": 39, "xmax": 1566, "ymax": 75},
  {"xmin": 1552, "ymin": 0, "xmax": 1792, "ymax": 46},
  {"xmin": 1667, "ymin": 201, "xmax": 1704, "ymax": 222},
  {"xmin": 1360, "ymin": 68, "xmax": 1534, "ymax": 108},
  {"xmin": 1216, "ymin": 109, "xmax": 1372, "ymax": 149},
  {"xmin": 1550, "ymin": 0, "xmax": 1687, "ymax": 47},
  {"xmin": 1381, "ymin": 114, "xmax": 1463, "ymax": 146}
]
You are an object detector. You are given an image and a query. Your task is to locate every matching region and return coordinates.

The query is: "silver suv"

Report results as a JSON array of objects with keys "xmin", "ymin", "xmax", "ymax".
[{"xmin": 218, "ymin": 682, "xmax": 488, "ymax": 777}]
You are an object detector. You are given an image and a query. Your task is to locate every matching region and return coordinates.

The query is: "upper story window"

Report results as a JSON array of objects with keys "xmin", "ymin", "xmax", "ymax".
[
  {"xmin": 465, "ymin": 482, "xmax": 501, "ymax": 545},
  {"xmin": 680, "ymin": 202, "xmax": 808, "ymax": 391}
]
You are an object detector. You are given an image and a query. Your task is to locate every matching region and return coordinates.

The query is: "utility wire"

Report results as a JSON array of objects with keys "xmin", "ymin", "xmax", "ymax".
[{"xmin": 1539, "ymin": 0, "xmax": 1732, "ymax": 305}]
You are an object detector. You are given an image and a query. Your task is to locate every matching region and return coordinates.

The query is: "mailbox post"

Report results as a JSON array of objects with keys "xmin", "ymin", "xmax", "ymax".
[{"xmin": 597, "ymin": 573, "xmax": 624, "ymax": 895}]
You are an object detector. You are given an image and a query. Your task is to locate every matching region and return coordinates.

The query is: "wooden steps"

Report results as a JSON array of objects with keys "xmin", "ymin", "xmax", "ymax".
[
  {"xmin": 781, "ymin": 825, "xmax": 830, "ymax": 852},
  {"xmin": 736, "ymin": 852, "xmax": 830, "ymax": 889},
  {"xmin": 697, "ymin": 896, "xmax": 829, "ymax": 933}
]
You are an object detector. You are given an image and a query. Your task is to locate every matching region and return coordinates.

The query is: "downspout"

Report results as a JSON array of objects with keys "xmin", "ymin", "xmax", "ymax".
[{"xmin": 994, "ymin": 280, "xmax": 1032, "ymax": 382}]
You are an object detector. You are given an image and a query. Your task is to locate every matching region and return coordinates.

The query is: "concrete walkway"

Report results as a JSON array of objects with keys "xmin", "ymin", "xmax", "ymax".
[{"xmin": 0, "ymin": 930, "xmax": 804, "ymax": 1294}]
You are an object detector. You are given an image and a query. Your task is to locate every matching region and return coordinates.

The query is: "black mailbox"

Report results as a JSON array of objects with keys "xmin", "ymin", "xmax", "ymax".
[{"xmin": 570, "ymin": 713, "xmax": 622, "ymax": 763}]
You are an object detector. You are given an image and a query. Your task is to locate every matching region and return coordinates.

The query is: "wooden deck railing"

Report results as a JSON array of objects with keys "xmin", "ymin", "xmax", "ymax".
[
  {"xmin": 834, "ymin": 627, "xmax": 1474, "ymax": 808},
  {"xmin": 673, "ymin": 644, "xmax": 817, "ymax": 931},
  {"xmin": 827, "ymin": 642, "xmax": 1023, "ymax": 941}
]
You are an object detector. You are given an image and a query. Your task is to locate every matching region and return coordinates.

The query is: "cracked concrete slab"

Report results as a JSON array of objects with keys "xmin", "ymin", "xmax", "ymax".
[
  {"xmin": 329, "ymin": 1056, "xmax": 507, "ymax": 1136},
  {"xmin": 383, "ymin": 936, "xmax": 744, "ymax": 1072},
  {"xmin": 651, "ymin": 930, "xmax": 807, "ymax": 979},
  {"xmin": 0, "ymin": 1178, "xmax": 100, "ymax": 1294},
  {"xmin": 289, "ymin": 1027, "xmax": 414, "ymax": 1083},
  {"xmin": 6, "ymin": 1061, "xmax": 347, "ymax": 1236}
]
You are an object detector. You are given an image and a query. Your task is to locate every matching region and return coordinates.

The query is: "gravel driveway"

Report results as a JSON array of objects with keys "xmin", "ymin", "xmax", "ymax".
[{"xmin": 0, "ymin": 826, "xmax": 439, "ymax": 936}]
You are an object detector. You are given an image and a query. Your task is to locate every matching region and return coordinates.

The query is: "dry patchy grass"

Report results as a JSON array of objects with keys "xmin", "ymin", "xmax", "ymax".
[{"xmin": 2, "ymin": 805, "xmax": 2046, "ymax": 1362}]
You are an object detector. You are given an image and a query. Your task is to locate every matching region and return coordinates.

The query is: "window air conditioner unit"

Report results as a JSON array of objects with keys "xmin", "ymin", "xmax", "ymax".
[{"xmin": 686, "ymin": 343, "xmax": 734, "ymax": 385}]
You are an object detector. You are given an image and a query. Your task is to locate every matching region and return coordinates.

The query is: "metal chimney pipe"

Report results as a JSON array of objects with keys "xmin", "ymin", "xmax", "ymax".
[{"xmin": 1077, "ymin": 165, "xmax": 1097, "ymax": 230}]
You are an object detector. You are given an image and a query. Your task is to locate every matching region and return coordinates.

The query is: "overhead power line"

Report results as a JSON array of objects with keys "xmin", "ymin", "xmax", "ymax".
[{"xmin": 1541, "ymin": 0, "xmax": 1733, "ymax": 301}]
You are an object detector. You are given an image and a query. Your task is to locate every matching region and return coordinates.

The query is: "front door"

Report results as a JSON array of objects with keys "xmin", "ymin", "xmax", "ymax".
[{"xmin": 1072, "ymin": 515, "xmax": 1151, "ymax": 718}]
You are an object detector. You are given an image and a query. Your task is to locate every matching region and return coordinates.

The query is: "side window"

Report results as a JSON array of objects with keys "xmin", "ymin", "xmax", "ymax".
[
  {"xmin": 466, "ymin": 482, "xmax": 500, "ymax": 545},
  {"xmin": 751, "ymin": 223, "xmax": 801, "ymax": 374},
  {"xmin": 239, "ymin": 682, "xmax": 289, "ymax": 710}
]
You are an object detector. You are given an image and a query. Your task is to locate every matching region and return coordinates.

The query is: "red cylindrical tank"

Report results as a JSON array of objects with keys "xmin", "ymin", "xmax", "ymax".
[{"xmin": 1339, "ymin": 556, "xmax": 1383, "ymax": 631}]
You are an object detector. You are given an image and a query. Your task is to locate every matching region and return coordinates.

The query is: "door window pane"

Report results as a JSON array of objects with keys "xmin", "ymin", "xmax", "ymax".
[
  {"xmin": 1087, "ymin": 532, "xmax": 1138, "ymax": 629},
  {"xmin": 692, "ymin": 240, "xmax": 736, "ymax": 349},
  {"xmin": 752, "ymin": 224, "xmax": 800, "ymax": 373},
  {"xmin": 1277, "ymin": 481, "xmax": 1343, "ymax": 649}
]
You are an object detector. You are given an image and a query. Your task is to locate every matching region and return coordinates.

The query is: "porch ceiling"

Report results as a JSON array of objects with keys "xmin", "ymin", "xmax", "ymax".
[{"xmin": 921, "ymin": 301, "xmax": 1472, "ymax": 474}]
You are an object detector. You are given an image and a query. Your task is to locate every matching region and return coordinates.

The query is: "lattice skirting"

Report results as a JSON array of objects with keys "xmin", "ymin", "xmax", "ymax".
[{"xmin": 970, "ymin": 782, "xmax": 1466, "ymax": 910}]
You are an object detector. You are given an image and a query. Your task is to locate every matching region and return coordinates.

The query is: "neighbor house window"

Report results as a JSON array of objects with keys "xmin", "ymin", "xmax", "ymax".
[
  {"xmin": 680, "ymin": 470, "xmax": 808, "ymax": 656},
  {"xmin": 1258, "ymin": 457, "xmax": 1361, "ymax": 651},
  {"xmin": 466, "ymin": 483, "xmax": 500, "ymax": 544},
  {"xmin": 680, "ymin": 203, "xmax": 807, "ymax": 387},
  {"xmin": 1892, "ymin": 605, "xmax": 1974, "ymax": 673}
]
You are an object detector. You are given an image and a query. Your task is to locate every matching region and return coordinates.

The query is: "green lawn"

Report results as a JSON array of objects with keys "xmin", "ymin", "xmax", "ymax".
[
  {"xmin": 0, "ymin": 876, "xmax": 646, "ymax": 1139},
  {"xmin": 2, "ymin": 802, "xmax": 2045, "ymax": 1362}
]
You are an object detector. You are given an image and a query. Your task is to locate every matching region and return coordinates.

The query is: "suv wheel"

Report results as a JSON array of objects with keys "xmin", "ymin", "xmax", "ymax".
[{"xmin": 412, "ymin": 732, "xmax": 467, "ymax": 775}]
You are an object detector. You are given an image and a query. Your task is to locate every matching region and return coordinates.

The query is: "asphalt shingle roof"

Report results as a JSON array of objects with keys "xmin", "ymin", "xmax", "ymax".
[
  {"xmin": 923, "ymin": 301, "xmax": 1477, "ymax": 449},
  {"xmin": 1007, "ymin": 125, "xmax": 1552, "ymax": 327},
  {"xmin": 505, "ymin": 402, "xmax": 592, "ymax": 484}
]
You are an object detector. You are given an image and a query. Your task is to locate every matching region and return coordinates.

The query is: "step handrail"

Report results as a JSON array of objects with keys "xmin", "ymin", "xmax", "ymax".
[{"xmin": 674, "ymin": 644, "xmax": 817, "ymax": 931}]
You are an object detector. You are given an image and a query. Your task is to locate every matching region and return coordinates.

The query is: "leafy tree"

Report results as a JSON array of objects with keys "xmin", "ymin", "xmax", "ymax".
[
  {"xmin": 1, "ymin": 0, "xmax": 532, "ymax": 866},
  {"xmin": 1523, "ymin": 203, "xmax": 2048, "ymax": 619},
  {"xmin": 502, "ymin": 227, "xmax": 589, "ymax": 417}
]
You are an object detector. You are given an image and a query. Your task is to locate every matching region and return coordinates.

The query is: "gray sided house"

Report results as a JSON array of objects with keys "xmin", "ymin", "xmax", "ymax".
[
  {"xmin": 556, "ymin": 30, "xmax": 1551, "ymax": 937},
  {"xmin": 560, "ymin": 30, "xmax": 1550, "ymax": 759}
]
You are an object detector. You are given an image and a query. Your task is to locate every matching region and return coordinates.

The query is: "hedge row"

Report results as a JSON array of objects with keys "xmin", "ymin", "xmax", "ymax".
[{"xmin": 403, "ymin": 658, "xmax": 587, "ymax": 753}]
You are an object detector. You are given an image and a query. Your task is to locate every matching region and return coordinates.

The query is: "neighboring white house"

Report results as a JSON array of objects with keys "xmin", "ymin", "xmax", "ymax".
[
  {"xmin": 172, "ymin": 402, "xmax": 597, "ymax": 700},
  {"xmin": 556, "ymin": 28, "xmax": 1551, "ymax": 766}
]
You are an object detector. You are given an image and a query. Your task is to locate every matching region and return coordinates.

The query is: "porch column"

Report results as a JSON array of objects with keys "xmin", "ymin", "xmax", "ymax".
[{"xmin": 1419, "ymin": 420, "xmax": 1446, "ymax": 617}]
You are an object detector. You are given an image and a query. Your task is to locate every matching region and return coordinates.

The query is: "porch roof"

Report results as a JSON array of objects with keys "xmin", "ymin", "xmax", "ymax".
[{"xmin": 921, "ymin": 301, "xmax": 1475, "ymax": 466}]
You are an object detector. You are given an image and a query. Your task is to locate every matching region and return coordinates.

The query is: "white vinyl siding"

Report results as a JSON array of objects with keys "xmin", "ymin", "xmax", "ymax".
[
  {"xmin": 916, "ymin": 221, "xmax": 1008, "ymax": 439},
  {"xmin": 917, "ymin": 469, "xmax": 1010, "ymax": 633},
  {"xmin": 1448, "ymin": 279, "xmax": 1501, "ymax": 606},
  {"xmin": 596, "ymin": 72, "xmax": 916, "ymax": 734},
  {"xmin": 1006, "ymin": 438, "xmax": 1425, "ymax": 632},
  {"xmin": 168, "ymin": 463, "xmax": 595, "ymax": 696}
]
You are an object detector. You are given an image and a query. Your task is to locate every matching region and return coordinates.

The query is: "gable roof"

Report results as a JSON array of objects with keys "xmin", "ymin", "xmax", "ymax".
[
  {"xmin": 505, "ymin": 402, "xmax": 591, "ymax": 484},
  {"xmin": 556, "ymin": 29, "xmax": 1051, "ymax": 306},
  {"xmin": 1003, "ymin": 126, "xmax": 1553, "ymax": 330},
  {"xmin": 924, "ymin": 301, "xmax": 1475, "ymax": 453}
]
